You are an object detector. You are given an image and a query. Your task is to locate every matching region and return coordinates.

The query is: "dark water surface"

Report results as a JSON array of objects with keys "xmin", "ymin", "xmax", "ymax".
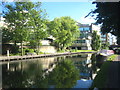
[{"xmin": 1, "ymin": 54, "xmax": 103, "ymax": 88}]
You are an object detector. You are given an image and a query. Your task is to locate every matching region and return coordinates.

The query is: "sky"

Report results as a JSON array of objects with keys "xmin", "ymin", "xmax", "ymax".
[
  {"xmin": 0, "ymin": 2, "xmax": 96, "ymax": 24},
  {"xmin": 41, "ymin": 2, "xmax": 96, "ymax": 24}
]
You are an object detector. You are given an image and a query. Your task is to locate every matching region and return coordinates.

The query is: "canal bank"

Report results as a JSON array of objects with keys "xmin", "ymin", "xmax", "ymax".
[
  {"xmin": 0, "ymin": 51, "xmax": 97, "ymax": 62},
  {"xmin": 91, "ymin": 55, "xmax": 120, "ymax": 89}
]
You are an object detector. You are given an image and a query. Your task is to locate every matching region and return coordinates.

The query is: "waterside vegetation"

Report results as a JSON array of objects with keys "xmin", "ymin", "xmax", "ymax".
[
  {"xmin": 107, "ymin": 54, "xmax": 118, "ymax": 61},
  {"xmin": 2, "ymin": 1, "xmax": 80, "ymax": 56}
]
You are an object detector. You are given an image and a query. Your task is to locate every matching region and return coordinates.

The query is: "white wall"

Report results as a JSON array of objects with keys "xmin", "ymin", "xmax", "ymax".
[
  {"xmin": 91, "ymin": 24, "xmax": 101, "ymax": 35},
  {"xmin": 39, "ymin": 46, "xmax": 57, "ymax": 53}
]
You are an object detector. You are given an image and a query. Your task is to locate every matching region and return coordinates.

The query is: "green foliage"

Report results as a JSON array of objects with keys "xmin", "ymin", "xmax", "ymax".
[
  {"xmin": 3, "ymin": 2, "xmax": 35, "ymax": 55},
  {"xmin": 91, "ymin": 54, "xmax": 98, "ymax": 74},
  {"xmin": 28, "ymin": 7, "xmax": 48, "ymax": 54},
  {"xmin": 3, "ymin": 1, "xmax": 48, "ymax": 55},
  {"xmin": 48, "ymin": 16, "xmax": 80, "ymax": 51},
  {"xmin": 91, "ymin": 31, "xmax": 101, "ymax": 51},
  {"xmin": 48, "ymin": 59, "xmax": 79, "ymax": 88},
  {"xmin": 71, "ymin": 49, "xmax": 77, "ymax": 52},
  {"xmin": 107, "ymin": 54, "xmax": 118, "ymax": 61},
  {"xmin": 101, "ymin": 42, "xmax": 109, "ymax": 49},
  {"xmin": 2, "ymin": 27, "xmax": 13, "ymax": 44},
  {"xmin": 88, "ymin": 2, "xmax": 120, "ymax": 37},
  {"xmin": 23, "ymin": 48, "xmax": 35, "ymax": 53}
]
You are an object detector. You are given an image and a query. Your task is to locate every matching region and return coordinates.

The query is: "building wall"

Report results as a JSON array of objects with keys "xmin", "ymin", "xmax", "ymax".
[
  {"xmin": 71, "ymin": 23, "xmax": 108, "ymax": 50},
  {"xmin": 90, "ymin": 24, "xmax": 101, "ymax": 35},
  {"xmin": 39, "ymin": 46, "xmax": 57, "ymax": 53},
  {"xmin": 71, "ymin": 23, "xmax": 92, "ymax": 50}
]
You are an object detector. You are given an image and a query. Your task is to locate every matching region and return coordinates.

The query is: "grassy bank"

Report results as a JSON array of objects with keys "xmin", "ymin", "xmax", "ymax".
[
  {"xmin": 107, "ymin": 54, "xmax": 118, "ymax": 61},
  {"xmin": 73, "ymin": 50, "xmax": 95, "ymax": 52},
  {"xmin": 57, "ymin": 50, "xmax": 95, "ymax": 53}
]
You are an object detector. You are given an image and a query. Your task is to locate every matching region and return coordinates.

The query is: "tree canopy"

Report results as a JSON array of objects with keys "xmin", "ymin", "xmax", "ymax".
[
  {"xmin": 2, "ymin": 1, "xmax": 48, "ymax": 55},
  {"xmin": 48, "ymin": 16, "xmax": 80, "ymax": 51},
  {"xmin": 91, "ymin": 31, "xmax": 101, "ymax": 51},
  {"xmin": 89, "ymin": 2, "xmax": 120, "ymax": 37}
]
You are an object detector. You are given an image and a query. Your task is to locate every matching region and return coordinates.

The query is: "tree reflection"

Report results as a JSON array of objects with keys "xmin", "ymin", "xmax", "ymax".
[
  {"xmin": 2, "ymin": 58, "xmax": 80, "ymax": 88},
  {"xmin": 47, "ymin": 59, "xmax": 79, "ymax": 88},
  {"xmin": 2, "ymin": 61, "xmax": 48, "ymax": 88},
  {"xmin": 91, "ymin": 54, "xmax": 97, "ymax": 74}
]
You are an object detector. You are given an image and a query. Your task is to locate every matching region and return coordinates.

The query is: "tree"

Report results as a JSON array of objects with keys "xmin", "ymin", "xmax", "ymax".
[
  {"xmin": 101, "ymin": 42, "xmax": 109, "ymax": 49},
  {"xmin": 48, "ymin": 16, "xmax": 80, "ymax": 51},
  {"xmin": 117, "ymin": 37, "xmax": 120, "ymax": 45},
  {"xmin": 3, "ymin": 2, "xmax": 33, "ymax": 55},
  {"xmin": 27, "ymin": 3, "xmax": 48, "ymax": 54},
  {"xmin": 3, "ymin": 1, "xmax": 47, "ymax": 55},
  {"xmin": 87, "ymin": 2, "xmax": 120, "ymax": 44},
  {"xmin": 2, "ymin": 27, "xmax": 13, "ymax": 44},
  {"xmin": 91, "ymin": 31, "xmax": 101, "ymax": 51}
]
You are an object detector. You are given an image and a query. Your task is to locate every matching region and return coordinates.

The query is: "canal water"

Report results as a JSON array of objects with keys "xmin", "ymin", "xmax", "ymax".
[{"xmin": 1, "ymin": 53, "xmax": 103, "ymax": 88}]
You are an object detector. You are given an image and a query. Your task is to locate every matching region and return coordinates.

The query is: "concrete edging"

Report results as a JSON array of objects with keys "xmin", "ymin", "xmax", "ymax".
[{"xmin": 0, "ymin": 51, "xmax": 97, "ymax": 62}]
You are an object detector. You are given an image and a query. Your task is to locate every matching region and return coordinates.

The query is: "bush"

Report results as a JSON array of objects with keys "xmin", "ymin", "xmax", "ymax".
[{"xmin": 23, "ymin": 48, "xmax": 35, "ymax": 55}]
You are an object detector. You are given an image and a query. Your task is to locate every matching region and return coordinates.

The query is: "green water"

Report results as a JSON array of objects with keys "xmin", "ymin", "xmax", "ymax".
[{"xmin": 1, "ymin": 54, "xmax": 102, "ymax": 88}]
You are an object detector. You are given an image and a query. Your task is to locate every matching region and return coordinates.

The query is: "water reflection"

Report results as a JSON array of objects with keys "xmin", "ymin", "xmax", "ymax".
[
  {"xmin": 47, "ymin": 59, "xmax": 79, "ymax": 88},
  {"xmin": 2, "ymin": 54, "xmax": 102, "ymax": 88}
]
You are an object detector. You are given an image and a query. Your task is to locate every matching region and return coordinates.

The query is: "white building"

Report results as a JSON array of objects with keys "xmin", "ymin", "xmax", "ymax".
[{"xmin": 71, "ymin": 23, "xmax": 116, "ymax": 50}]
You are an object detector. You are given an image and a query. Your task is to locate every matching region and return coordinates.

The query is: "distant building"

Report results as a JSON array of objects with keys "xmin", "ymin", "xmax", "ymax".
[
  {"xmin": 71, "ymin": 23, "xmax": 115, "ymax": 50},
  {"xmin": 108, "ymin": 33, "xmax": 117, "ymax": 45},
  {"xmin": 71, "ymin": 23, "xmax": 92, "ymax": 50}
]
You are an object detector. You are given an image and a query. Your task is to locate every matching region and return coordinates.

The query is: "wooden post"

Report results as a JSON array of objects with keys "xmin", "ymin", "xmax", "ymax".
[{"xmin": 7, "ymin": 50, "xmax": 9, "ymax": 57}]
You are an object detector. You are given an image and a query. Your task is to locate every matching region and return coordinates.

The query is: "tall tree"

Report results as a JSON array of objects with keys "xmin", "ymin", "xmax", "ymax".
[
  {"xmin": 27, "ymin": 2, "xmax": 48, "ymax": 54},
  {"xmin": 3, "ymin": 2, "xmax": 33, "ymax": 55},
  {"xmin": 91, "ymin": 31, "xmax": 101, "ymax": 51},
  {"xmin": 87, "ymin": 2, "xmax": 120, "ymax": 44},
  {"xmin": 48, "ymin": 16, "xmax": 80, "ymax": 51},
  {"xmin": 3, "ymin": 1, "xmax": 47, "ymax": 55}
]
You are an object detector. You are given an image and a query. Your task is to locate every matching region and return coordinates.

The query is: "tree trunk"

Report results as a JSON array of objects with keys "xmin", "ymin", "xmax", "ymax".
[
  {"xmin": 37, "ymin": 41, "xmax": 39, "ymax": 55},
  {"xmin": 14, "ymin": 41, "xmax": 17, "ymax": 47},
  {"xmin": 21, "ymin": 41, "xmax": 23, "ymax": 56}
]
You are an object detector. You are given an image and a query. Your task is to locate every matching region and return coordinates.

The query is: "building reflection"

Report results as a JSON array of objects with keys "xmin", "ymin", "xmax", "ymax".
[
  {"xmin": 3, "ymin": 57, "xmax": 58, "ymax": 72},
  {"xmin": 2, "ymin": 54, "xmax": 104, "ymax": 88}
]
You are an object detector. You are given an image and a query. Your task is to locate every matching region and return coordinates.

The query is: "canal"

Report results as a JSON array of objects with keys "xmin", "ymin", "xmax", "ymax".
[{"xmin": 1, "ymin": 53, "xmax": 104, "ymax": 88}]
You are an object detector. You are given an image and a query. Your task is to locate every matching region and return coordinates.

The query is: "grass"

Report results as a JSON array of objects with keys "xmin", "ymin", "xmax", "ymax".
[
  {"xmin": 107, "ymin": 54, "xmax": 118, "ymax": 61},
  {"xmin": 76, "ymin": 50, "xmax": 95, "ymax": 52},
  {"xmin": 71, "ymin": 50, "xmax": 95, "ymax": 52},
  {"xmin": 9, "ymin": 53, "xmax": 20, "ymax": 56},
  {"xmin": 57, "ymin": 49, "xmax": 95, "ymax": 53}
]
